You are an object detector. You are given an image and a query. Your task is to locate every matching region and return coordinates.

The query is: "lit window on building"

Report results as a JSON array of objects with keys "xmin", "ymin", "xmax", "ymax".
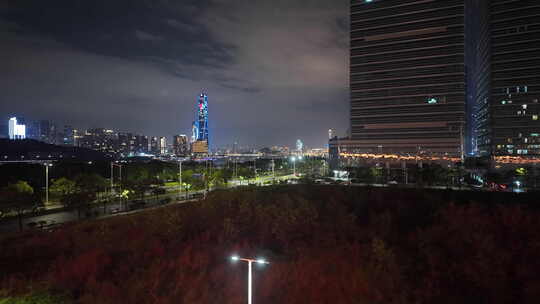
[
  {"xmin": 426, "ymin": 97, "xmax": 438, "ymax": 104},
  {"xmin": 533, "ymin": 115, "xmax": 538, "ymax": 121}
]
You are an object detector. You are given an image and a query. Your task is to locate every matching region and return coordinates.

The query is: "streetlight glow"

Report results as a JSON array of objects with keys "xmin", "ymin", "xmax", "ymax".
[{"xmin": 230, "ymin": 255, "xmax": 270, "ymax": 304}]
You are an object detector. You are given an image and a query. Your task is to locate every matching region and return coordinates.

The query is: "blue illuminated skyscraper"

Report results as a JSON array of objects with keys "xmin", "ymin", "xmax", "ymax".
[
  {"xmin": 191, "ymin": 92, "xmax": 210, "ymax": 154},
  {"xmin": 197, "ymin": 93, "xmax": 209, "ymax": 143}
]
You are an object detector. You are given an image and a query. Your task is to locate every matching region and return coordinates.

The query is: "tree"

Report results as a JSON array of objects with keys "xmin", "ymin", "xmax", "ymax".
[
  {"xmin": 0, "ymin": 181, "xmax": 38, "ymax": 231},
  {"xmin": 152, "ymin": 186, "xmax": 166, "ymax": 202},
  {"xmin": 50, "ymin": 177, "xmax": 77, "ymax": 202},
  {"xmin": 370, "ymin": 167, "xmax": 383, "ymax": 184},
  {"xmin": 125, "ymin": 180, "xmax": 153, "ymax": 201},
  {"xmin": 50, "ymin": 177, "xmax": 98, "ymax": 218},
  {"xmin": 62, "ymin": 191, "xmax": 95, "ymax": 219},
  {"xmin": 75, "ymin": 173, "xmax": 108, "ymax": 198},
  {"xmin": 209, "ymin": 170, "xmax": 226, "ymax": 188},
  {"xmin": 75, "ymin": 173, "xmax": 108, "ymax": 213}
]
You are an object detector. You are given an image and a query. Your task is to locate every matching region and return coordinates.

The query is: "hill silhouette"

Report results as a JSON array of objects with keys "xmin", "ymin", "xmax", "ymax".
[{"xmin": 0, "ymin": 139, "xmax": 113, "ymax": 161}]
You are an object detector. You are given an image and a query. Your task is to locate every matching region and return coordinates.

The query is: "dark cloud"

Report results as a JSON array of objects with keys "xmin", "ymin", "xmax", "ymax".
[{"xmin": 0, "ymin": 0, "xmax": 348, "ymax": 149}]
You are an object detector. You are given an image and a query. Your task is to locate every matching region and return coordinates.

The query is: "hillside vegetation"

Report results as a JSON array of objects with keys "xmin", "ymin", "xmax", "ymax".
[{"xmin": 1, "ymin": 186, "xmax": 539, "ymax": 303}]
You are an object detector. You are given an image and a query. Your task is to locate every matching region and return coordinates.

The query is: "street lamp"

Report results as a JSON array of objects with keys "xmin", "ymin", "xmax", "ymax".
[
  {"xmin": 178, "ymin": 159, "xmax": 183, "ymax": 200},
  {"xmin": 253, "ymin": 159, "xmax": 257, "ymax": 184},
  {"xmin": 44, "ymin": 163, "xmax": 53, "ymax": 206},
  {"xmin": 111, "ymin": 162, "xmax": 123, "ymax": 195},
  {"xmin": 231, "ymin": 255, "xmax": 270, "ymax": 304},
  {"xmin": 290, "ymin": 156, "xmax": 296, "ymax": 176},
  {"xmin": 271, "ymin": 158, "xmax": 275, "ymax": 183}
]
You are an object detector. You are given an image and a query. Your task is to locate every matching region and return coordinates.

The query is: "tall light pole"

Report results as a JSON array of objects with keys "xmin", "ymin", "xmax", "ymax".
[
  {"xmin": 178, "ymin": 160, "xmax": 183, "ymax": 200},
  {"xmin": 231, "ymin": 256, "xmax": 269, "ymax": 304},
  {"xmin": 110, "ymin": 162, "xmax": 113, "ymax": 194},
  {"xmin": 44, "ymin": 163, "xmax": 52, "ymax": 205},
  {"xmin": 291, "ymin": 156, "xmax": 296, "ymax": 176},
  {"xmin": 234, "ymin": 157, "xmax": 237, "ymax": 180},
  {"xmin": 253, "ymin": 158, "xmax": 256, "ymax": 184},
  {"xmin": 271, "ymin": 158, "xmax": 275, "ymax": 183},
  {"xmin": 111, "ymin": 162, "xmax": 123, "ymax": 195}
]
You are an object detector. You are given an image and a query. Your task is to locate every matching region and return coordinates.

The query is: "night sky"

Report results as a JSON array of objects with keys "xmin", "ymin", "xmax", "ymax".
[{"xmin": 0, "ymin": 0, "xmax": 349, "ymax": 149}]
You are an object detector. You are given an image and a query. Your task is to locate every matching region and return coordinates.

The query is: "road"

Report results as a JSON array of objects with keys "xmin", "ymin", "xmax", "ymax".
[
  {"xmin": 0, "ymin": 189, "xmax": 207, "ymax": 234},
  {"xmin": 0, "ymin": 175, "xmax": 299, "ymax": 234}
]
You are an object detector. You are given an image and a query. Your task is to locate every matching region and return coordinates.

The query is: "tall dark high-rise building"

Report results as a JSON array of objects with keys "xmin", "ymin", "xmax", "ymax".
[
  {"xmin": 39, "ymin": 120, "xmax": 57, "ymax": 144},
  {"xmin": 475, "ymin": 0, "xmax": 540, "ymax": 156},
  {"xmin": 150, "ymin": 136, "xmax": 159, "ymax": 154},
  {"xmin": 173, "ymin": 134, "xmax": 189, "ymax": 156},
  {"xmin": 473, "ymin": 0, "xmax": 492, "ymax": 156},
  {"xmin": 80, "ymin": 128, "xmax": 116, "ymax": 153},
  {"xmin": 337, "ymin": 0, "xmax": 467, "ymax": 158},
  {"xmin": 62, "ymin": 125, "xmax": 75, "ymax": 146}
]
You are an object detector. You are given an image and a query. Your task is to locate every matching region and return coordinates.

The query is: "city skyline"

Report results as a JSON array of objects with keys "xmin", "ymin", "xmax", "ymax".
[{"xmin": 0, "ymin": 0, "xmax": 349, "ymax": 148}]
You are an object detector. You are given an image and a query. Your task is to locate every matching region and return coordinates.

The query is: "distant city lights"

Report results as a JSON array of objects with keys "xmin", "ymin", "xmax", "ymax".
[{"xmin": 8, "ymin": 117, "xmax": 26, "ymax": 140}]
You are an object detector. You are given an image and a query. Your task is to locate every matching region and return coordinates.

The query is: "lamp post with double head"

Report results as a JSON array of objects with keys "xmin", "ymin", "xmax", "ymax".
[{"xmin": 231, "ymin": 256, "xmax": 269, "ymax": 304}]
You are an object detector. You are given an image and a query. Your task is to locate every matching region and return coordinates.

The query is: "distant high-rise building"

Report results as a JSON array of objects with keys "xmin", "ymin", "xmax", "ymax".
[
  {"xmin": 196, "ymin": 93, "xmax": 209, "ymax": 143},
  {"xmin": 73, "ymin": 129, "xmax": 82, "ymax": 147},
  {"xmin": 474, "ymin": 1, "xmax": 540, "ymax": 156},
  {"xmin": 296, "ymin": 139, "xmax": 304, "ymax": 153},
  {"xmin": 150, "ymin": 136, "xmax": 159, "ymax": 154},
  {"xmin": 191, "ymin": 140, "xmax": 208, "ymax": 155},
  {"xmin": 191, "ymin": 92, "xmax": 209, "ymax": 155},
  {"xmin": 80, "ymin": 128, "xmax": 116, "ymax": 153},
  {"xmin": 173, "ymin": 134, "xmax": 189, "ymax": 156},
  {"xmin": 334, "ymin": 0, "xmax": 466, "ymax": 158},
  {"xmin": 117, "ymin": 132, "xmax": 132, "ymax": 155},
  {"xmin": 328, "ymin": 129, "xmax": 334, "ymax": 140},
  {"xmin": 0, "ymin": 122, "xmax": 7, "ymax": 138},
  {"xmin": 39, "ymin": 120, "xmax": 57, "ymax": 144},
  {"xmin": 26, "ymin": 121, "xmax": 41, "ymax": 140},
  {"xmin": 8, "ymin": 117, "xmax": 26, "ymax": 139},
  {"xmin": 159, "ymin": 137, "xmax": 167, "ymax": 155},
  {"xmin": 62, "ymin": 125, "xmax": 75, "ymax": 146},
  {"xmin": 134, "ymin": 135, "xmax": 149, "ymax": 154}
]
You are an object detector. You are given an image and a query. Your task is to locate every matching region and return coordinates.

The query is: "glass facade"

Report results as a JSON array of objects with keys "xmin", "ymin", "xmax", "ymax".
[
  {"xmin": 487, "ymin": 0, "xmax": 540, "ymax": 156},
  {"xmin": 349, "ymin": 0, "xmax": 466, "ymax": 157}
]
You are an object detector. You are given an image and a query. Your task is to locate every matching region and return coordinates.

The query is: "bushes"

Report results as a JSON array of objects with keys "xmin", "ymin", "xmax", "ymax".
[{"xmin": 1, "ymin": 186, "xmax": 540, "ymax": 303}]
